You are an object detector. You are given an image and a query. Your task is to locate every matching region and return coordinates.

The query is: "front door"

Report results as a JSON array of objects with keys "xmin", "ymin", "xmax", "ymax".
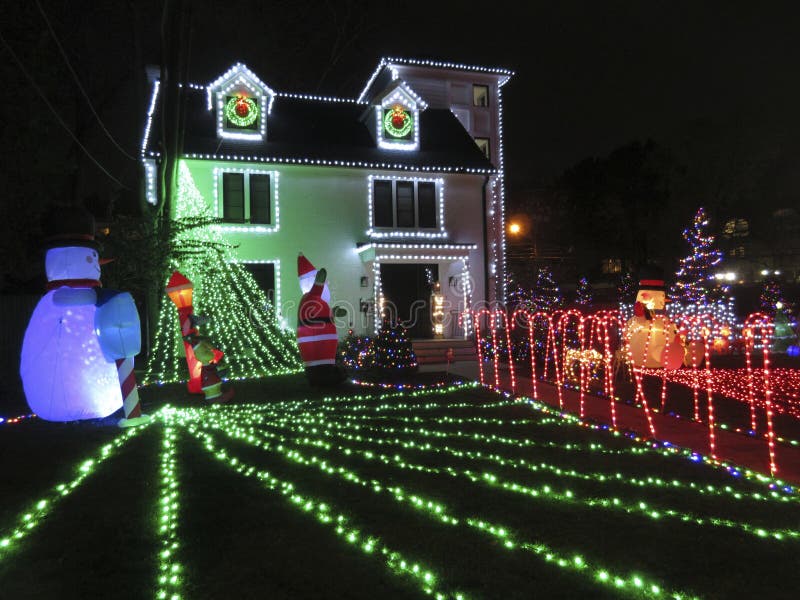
[{"xmin": 380, "ymin": 263, "xmax": 438, "ymax": 339}]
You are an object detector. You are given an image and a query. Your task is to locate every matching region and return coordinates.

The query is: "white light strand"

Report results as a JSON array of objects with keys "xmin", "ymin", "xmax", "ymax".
[
  {"xmin": 461, "ymin": 257, "xmax": 473, "ymax": 337},
  {"xmin": 356, "ymin": 243, "xmax": 477, "ymax": 254},
  {"xmin": 207, "ymin": 63, "xmax": 275, "ymax": 109},
  {"xmin": 496, "ymin": 84, "xmax": 508, "ymax": 302},
  {"xmin": 276, "ymin": 91, "xmax": 363, "ymax": 104},
  {"xmin": 366, "ymin": 175, "xmax": 446, "ymax": 238},
  {"xmin": 169, "ymin": 153, "xmax": 494, "ymax": 175},
  {"xmin": 143, "ymin": 159, "xmax": 157, "ymax": 206},
  {"xmin": 373, "ymin": 260, "xmax": 382, "ymax": 334},
  {"xmin": 358, "ymin": 57, "xmax": 514, "ymax": 103},
  {"xmin": 384, "ymin": 56, "xmax": 514, "ymax": 78},
  {"xmin": 140, "ymin": 80, "xmax": 160, "ymax": 156},
  {"xmin": 211, "ymin": 167, "xmax": 280, "ymax": 233}
]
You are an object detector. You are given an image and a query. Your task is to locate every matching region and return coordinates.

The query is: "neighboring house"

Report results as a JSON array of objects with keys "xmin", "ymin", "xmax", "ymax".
[{"xmin": 142, "ymin": 58, "xmax": 513, "ymax": 339}]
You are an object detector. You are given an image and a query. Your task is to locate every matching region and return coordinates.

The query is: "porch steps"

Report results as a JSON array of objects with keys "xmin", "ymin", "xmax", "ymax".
[{"xmin": 412, "ymin": 339, "xmax": 477, "ymax": 365}]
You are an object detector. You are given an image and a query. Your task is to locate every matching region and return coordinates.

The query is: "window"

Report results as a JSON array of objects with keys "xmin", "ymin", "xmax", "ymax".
[
  {"xmin": 473, "ymin": 84, "xmax": 489, "ymax": 107},
  {"xmin": 371, "ymin": 179, "xmax": 439, "ymax": 229},
  {"xmin": 222, "ymin": 173, "xmax": 245, "ymax": 222},
  {"xmin": 601, "ymin": 258, "xmax": 622, "ymax": 274},
  {"xmin": 219, "ymin": 170, "xmax": 275, "ymax": 225},
  {"xmin": 474, "ymin": 137, "xmax": 491, "ymax": 160},
  {"xmin": 242, "ymin": 263, "xmax": 276, "ymax": 306},
  {"xmin": 249, "ymin": 174, "xmax": 271, "ymax": 224},
  {"xmin": 723, "ymin": 218, "xmax": 749, "ymax": 238}
]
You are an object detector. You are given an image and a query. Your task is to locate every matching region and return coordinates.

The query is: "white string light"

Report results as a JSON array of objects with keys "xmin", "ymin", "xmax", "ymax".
[
  {"xmin": 140, "ymin": 80, "xmax": 160, "ymax": 156},
  {"xmin": 143, "ymin": 159, "xmax": 157, "ymax": 205}
]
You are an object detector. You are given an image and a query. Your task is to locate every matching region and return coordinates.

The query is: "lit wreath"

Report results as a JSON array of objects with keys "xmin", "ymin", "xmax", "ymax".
[
  {"xmin": 225, "ymin": 96, "xmax": 259, "ymax": 128},
  {"xmin": 383, "ymin": 106, "xmax": 413, "ymax": 138}
]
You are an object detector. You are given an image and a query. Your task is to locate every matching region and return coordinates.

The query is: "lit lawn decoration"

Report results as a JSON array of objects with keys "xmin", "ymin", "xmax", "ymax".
[
  {"xmin": 297, "ymin": 267, "xmax": 345, "ymax": 386},
  {"xmin": 20, "ymin": 208, "xmax": 148, "ymax": 424},
  {"xmin": 625, "ymin": 276, "xmax": 685, "ymax": 370},
  {"xmin": 166, "ymin": 270, "xmax": 233, "ymax": 402}
]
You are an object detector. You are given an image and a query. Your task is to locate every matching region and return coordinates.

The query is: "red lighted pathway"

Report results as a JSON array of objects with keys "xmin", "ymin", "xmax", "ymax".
[{"xmin": 431, "ymin": 362, "xmax": 800, "ymax": 485}]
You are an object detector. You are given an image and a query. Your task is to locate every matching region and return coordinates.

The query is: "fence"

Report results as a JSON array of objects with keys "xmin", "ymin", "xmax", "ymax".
[{"xmin": 470, "ymin": 307, "xmax": 786, "ymax": 476}]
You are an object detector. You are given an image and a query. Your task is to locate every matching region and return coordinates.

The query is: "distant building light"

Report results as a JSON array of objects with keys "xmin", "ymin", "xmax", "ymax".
[
  {"xmin": 760, "ymin": 269, "xmax": 769, "ymax": 276},
  {"xmin": 774, "ymin": 270, "xmax": 781, "ymax": 275}
]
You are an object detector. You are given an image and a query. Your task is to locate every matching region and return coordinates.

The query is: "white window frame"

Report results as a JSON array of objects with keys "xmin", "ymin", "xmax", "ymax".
[
  {"xmin": 213, "ymin": 167, "xmax": 280, "ymax": 233},
  {"xmin": 367, "ymin": 175, "xmax": 446, "ymax": 239}
]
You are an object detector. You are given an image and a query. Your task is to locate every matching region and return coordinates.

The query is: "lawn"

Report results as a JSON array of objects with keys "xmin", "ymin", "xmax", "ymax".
[{"xmin": 1, "ymin": 374, "xmax": 799, "ymax": 599}]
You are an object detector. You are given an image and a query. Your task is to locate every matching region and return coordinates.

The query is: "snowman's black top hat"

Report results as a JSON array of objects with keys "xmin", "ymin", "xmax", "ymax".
[
  {"xmin": 41, "ymin": 206, "xmax": 101, "ymax": 250},
  {"xmin": 637, "ymin": 265, "xmax": 665, "ymax": 292}
]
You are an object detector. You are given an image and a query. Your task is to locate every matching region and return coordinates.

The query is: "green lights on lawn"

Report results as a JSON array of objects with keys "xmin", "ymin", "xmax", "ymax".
[
  {"xmin": 156, "ymin": 426, "xmax": 183, "ymax": 600},
  {"xmin": 0, "ymin": 424, "xmax": 149, "ymax": 560}
]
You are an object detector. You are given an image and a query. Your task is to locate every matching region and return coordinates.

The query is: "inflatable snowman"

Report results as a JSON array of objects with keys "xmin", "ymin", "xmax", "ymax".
[
  {"xmin": 625, "ymin": 275, "xmax": 685, "ymax": 369},
  {"xmin": 20, "ymin": 207, "xmax": 146, "ymax": 423}
]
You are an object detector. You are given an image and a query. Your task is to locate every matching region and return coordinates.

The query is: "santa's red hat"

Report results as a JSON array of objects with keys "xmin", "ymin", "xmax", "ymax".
[{"xmin": 298, "ymin": 253, "xmax": 316, "ymax": 278}]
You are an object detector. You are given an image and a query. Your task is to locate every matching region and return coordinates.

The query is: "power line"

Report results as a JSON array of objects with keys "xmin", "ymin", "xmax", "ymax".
[
  {"xmin": 35, "ymin": 0, "xmax": 137, "ymax": 162},
  {"xmin": 0, "ymin": 29, "xmax": 127, "ymax": 189}
]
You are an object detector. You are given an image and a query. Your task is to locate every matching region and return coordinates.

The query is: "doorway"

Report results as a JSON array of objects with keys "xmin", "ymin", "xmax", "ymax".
[{"xmin": 380, "ymin": 263, "xmax": 438, "ymax": 339}]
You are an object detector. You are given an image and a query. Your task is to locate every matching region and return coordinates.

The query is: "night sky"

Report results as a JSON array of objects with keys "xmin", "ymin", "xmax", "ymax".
[{"xmin": 1, "ymin": 0, "xmax": 799, "ymax": 229}]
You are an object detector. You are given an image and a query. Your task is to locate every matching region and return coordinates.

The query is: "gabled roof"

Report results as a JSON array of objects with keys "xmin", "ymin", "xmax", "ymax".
[
  {"xmin": 358, "ymin": 56, "xmax": 515, "ymax": 103},
  {"xmin": 142, "ymin": 83, "xmax": 495, "ymax": 174}
]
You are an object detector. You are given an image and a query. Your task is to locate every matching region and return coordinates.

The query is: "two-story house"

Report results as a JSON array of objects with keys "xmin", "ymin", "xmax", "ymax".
[{"xmin": 141, "ymin": 58, "xmax": 513, "ymax": 339}]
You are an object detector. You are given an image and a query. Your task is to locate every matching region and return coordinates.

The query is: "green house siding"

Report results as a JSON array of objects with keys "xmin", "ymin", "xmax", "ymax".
[{"xmin": 177, "ymin": 158, "xmax": 486, "ymax": 336}]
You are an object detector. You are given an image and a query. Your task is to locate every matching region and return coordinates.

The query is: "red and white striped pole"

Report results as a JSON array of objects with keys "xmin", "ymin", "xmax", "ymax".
[{"xmin": 116, "ymin": 356, "xmax": 149, "ymax": 427}]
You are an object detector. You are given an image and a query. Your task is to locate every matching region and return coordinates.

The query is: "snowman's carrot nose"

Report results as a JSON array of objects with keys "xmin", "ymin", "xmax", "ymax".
[{"xmin": 99, "ymin": 257, "xmax": 115, "ymax": 265}]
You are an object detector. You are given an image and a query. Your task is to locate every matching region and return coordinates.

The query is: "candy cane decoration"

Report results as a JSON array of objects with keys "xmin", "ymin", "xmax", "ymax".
[
  {"xmin": 745, "ymin": 313, "xmax": 777, "ymax": 476},
  {"xmin": 116, "ymin": 356, "xmax": 149, "ymax": 427}
]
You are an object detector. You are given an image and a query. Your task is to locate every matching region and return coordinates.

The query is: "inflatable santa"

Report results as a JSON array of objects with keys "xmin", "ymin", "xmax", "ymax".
[
  {"xmin": 296, "ymin": 267, "xmax": 345, "ymax": 386},
  {"xmin": 625, "ymin": 274, "xmax": 685, "ymax": 369},
  {"xmin": 20, "ymin": 207, "xmax": 149, "ymax": 425}
]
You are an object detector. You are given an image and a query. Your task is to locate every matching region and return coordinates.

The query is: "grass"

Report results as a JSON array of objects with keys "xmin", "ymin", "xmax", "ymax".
[{"xmin": 1, "ymin": 373, "xmax": 799, "ymax": 599}]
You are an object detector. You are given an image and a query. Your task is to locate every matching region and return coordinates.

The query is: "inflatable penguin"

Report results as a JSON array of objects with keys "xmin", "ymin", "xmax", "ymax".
[
  {"xmin": 20, "ymin": 207, "xmax": 148, "ymax": 424},
  {"xmin": 625, "ymin": 274, "xmax": 685, "ymax": 369},
  {"xmin": 296, "ymin": 267, "xmax": 345, "ymax": 386}
]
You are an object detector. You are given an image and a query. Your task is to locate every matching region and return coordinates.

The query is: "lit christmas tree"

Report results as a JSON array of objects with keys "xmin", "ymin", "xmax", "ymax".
[
  {"xmin": 373, "ymin": 313, "xmax": 418, "ymax": 373},
  {"xmin": 506, "ymin": 275, "xmax": 533, "ymax": 311},
  {"xmin": 532, "ymin": 267, "xmax": 563, "ymax": 312},
  {"xmin": 575, "ymin": 277, "xmax": 593, "ymax": 307},
  {"xmin": 671, "ymin": 207, "xmax": 725, "ymax": 304},
  {"xmin": 759, "ymin": 278, "xmax": 786, "ymax": 316},
  {"xmin": 338, "ymin": 329, "xmax": 375, "ymax": 370},
  {"xmin": 618, "ymin": 270, "xmax": 636, "ymax": 304},
  {"xmin": 144, "ymin": 162, "xmax": 302, "ymax": 384}
]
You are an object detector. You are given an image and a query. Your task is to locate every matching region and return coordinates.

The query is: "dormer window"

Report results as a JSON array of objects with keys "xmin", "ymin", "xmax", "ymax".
[
  {"xmin": 208, "ymin": 63, "xmax": 274, "ymax": 141},
  {"xmin": 374, "ymin": 82, "xmax": 425, "ymax": 152}
]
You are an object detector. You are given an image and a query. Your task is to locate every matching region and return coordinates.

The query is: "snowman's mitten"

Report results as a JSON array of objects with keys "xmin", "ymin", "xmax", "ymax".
[{"xmin": 95, "ymin": 289, "xmax": 142, "ymax": 360}]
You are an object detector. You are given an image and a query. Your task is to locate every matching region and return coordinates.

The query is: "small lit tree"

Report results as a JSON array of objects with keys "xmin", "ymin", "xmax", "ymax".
[
  {"xmin": 759, "ymin": 278, "xmax": 785, "ymax": 316},
  {"xmin": 575, "ymin": 277, "xmax": 593, "ymax": 307},
  {"xmin": 617, "ymin": 270, "xmax": 636, "ymax": 304},
  {"xmin": 532, "ymin": 267, "xmax": 563, "ymax": 312},
  {"xmin": 671, "ymin": 207, "xmax": 725, "ymax": 304},
  {"xmin": 374, "ymin": 313, "xmax": 418, "ymax": 373}
]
